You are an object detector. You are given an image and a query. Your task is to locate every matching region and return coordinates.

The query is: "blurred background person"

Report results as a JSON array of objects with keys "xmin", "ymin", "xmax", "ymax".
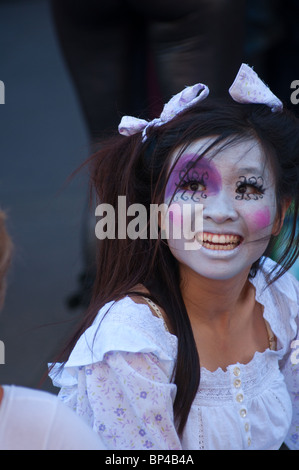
[
  {"xmin": 0, "ymin": 210, "xmax": 105, "ymax": 450},
  {"xmin": 49, "ymin": 0, "xmax": 247, "ymax": 309}
]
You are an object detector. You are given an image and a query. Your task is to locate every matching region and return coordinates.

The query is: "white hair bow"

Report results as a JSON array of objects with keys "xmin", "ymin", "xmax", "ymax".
[
  {"xmin": 229, "ymin": 63, "xmax": 283, "ymax": 112},
  {"xmin": 118, "ymin": 83, "xmax": 209, "ymax": 142},
  {"xmin": 118, "ymin": 64, "xmax": 282, "ymax": 142}
]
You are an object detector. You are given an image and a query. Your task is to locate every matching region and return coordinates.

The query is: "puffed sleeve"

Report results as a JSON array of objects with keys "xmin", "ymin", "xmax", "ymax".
[
  {"xmin": 280, "ymin": 276, "xmax": 299, "ymax": 450},
  {"xmin": 49, "ymin": 297, "xmax": 181, "ymax": 450},
  {"xmin": 76, "ymin": 351, "xmax": 181, "ymax": 449}
]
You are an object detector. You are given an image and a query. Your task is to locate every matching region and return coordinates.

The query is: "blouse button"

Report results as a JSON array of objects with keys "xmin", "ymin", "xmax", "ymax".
[
  {"xmin": 240, "ymin": 409, "xmax": 247, "ymax": 418},
  {"xmin": 248, "ymin": 437, "xmax": 251, "ymax": 447},
  {"xmin": 244, "ymin": 422, "xmax": 250, "ymax": 432},
  {"xmin": 234, "ymin": 378, "xmax": 241, "ymax": 388},
  {"xmin": 233, "ymin": 366, "xmax": 241, "ymax": 377},
  {"xmin": 236, "ymin": 393, "xmax": 244, "ymax": 403}
]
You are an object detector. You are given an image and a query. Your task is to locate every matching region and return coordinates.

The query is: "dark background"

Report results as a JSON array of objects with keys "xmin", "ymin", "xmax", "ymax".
[{"xmin": 0, "ymin": 0, "xmax": 89, "ymax": 391}]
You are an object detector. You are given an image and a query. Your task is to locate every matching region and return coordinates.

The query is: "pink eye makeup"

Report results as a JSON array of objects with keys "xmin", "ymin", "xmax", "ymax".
[
  {"xmin": 165, "ymin": 154, "xmax": 222, "ymax": 202},
  {"xmin": 176, "ymin": 170, "xmax": 209, "ymax": 201}
]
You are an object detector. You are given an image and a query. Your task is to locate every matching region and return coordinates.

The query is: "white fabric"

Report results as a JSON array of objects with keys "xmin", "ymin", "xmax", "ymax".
[
  {"xmin": 50, "ymin": 257, "xmax": 299, "ymax": 450},
  {"xmin": 118, "ymin": 83, "xmax": 209, "ymax": 142},
  {"xmin": 0, "ymin": 385, "xmax": 105, "ymax": 450},
  {"xmin": 229, "ymin": 63, "xmax": 283, "ymax": 112},
  {"xmin": 118, "ymin": 63, "xmax": 283, "ymax": 144}
]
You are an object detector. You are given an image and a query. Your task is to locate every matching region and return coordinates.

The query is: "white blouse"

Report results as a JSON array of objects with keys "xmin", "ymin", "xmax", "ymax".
[{"xmin": 50, "ymin": 258, "xmax": 299, "ymax": 450}]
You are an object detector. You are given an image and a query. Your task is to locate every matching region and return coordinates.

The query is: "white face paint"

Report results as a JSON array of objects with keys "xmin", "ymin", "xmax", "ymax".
[{"xmin": 164, "ymin": 137, "xmax": 279, "ymax": 280}]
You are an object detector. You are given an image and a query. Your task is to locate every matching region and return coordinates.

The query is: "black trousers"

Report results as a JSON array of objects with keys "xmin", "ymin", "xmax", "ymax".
[
  {"xmin": 49, "ymin": 0, "xmax": 246, "ymax": 308},
  {"xmin": 50, "ymin": 0, "xmax": 246, "ymax": 139}
]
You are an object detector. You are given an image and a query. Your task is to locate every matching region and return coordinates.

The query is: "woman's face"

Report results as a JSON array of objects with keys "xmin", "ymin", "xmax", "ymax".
[{"xmin": 164, "ymin": 137, "xmax": 280, "ymax": 280}]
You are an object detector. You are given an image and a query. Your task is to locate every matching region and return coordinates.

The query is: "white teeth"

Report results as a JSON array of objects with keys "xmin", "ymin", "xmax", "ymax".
[
  {"xmin": 203, "ymin": 242, "xmax": 237, "ymax": 251},
  {"xmin": 196, "ymin": 232, "xmax": 242, "ymax": 250}
]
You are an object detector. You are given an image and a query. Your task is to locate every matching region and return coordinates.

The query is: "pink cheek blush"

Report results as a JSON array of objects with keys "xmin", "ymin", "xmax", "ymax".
[{"xmin": 247, "ymin": 207, "xmax": 271, "ymax": 231}]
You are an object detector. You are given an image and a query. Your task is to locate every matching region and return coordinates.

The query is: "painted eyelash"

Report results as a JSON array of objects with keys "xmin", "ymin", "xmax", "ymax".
[
  {"xmin": 179, "ymin": 176, "xmax": 206, "ymax": 189},
  {"xmin": 175, "ymin": 170, "xmax": 209, "ymax": 201},
  {"xmin": 235, "ymin": 176, "xmax": 265, "ymax": 200},
  {"xmin": 177, "ymin": 168, "xmax": 209, "ymax": 189}
]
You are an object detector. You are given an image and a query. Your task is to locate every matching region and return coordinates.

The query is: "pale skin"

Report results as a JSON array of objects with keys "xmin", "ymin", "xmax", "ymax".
[
  {"xmin": 133, "ymin": 136, "xmax": 289, "ymax": 372},
  {"xmin": 180, "ymin": 259, "xmax": 269, "ymax": 371}
]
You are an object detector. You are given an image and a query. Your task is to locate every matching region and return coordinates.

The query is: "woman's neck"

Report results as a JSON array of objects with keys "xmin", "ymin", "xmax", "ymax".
[{"xmin": 180, "ymin": 265, "xmax": 253, "ymax": 328}]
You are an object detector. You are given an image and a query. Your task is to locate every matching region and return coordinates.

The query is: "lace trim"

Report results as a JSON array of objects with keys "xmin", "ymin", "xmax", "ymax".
[
  {"xmin": 198, "ymin": 406, "xmax": 205, "ymax": 450},
  {"xmin": 113, "ymin": 296, "xmax": 282, "ymax": 401},
  {"xmin": 195, "ymin": 352, "xmax": 280, "ymax": 404},
  {"xmin": 142, "ymin": 297, "xmax": 169, "ymax": 332},
  {"xmin": 264, "ymin": 319, "xmax": 277, "ymax": 351}
]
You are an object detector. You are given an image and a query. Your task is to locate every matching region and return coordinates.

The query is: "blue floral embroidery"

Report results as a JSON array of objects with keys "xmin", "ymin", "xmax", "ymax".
[
  {"xmin": 140, "ymin": 391, "xmax": 147, "ymax": 399},
  {"xmin": 144, "ymin": 440, "xmax": 154, "ymax": 448},
  {"xmin": 115, "ymin": 407, "xmax": 125, "ymax": 416}
]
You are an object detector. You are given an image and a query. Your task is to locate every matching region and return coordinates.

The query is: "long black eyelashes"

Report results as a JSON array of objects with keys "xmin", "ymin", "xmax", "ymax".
[
  {"xmin": 174, "ymin": 167, "xmax": 209, "ymax": 202},
  {"xmin": 173, "ymin": 165, "xmax": 266, "ymax": 202},
  {"xmin": 235, "ymin": 176, "xmax": 265, "ymax": 200}
]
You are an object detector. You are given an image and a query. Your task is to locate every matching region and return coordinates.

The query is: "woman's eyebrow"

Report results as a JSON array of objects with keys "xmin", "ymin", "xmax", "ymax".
[{"xmin": 234, "ymin": 166, "xmax": 264, "ymax": 174}]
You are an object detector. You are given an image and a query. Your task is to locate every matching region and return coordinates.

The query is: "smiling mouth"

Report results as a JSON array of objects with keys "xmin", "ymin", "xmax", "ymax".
[{"xmin": 196, "ymin": 232, "xmax": 243, "ymax": 250}]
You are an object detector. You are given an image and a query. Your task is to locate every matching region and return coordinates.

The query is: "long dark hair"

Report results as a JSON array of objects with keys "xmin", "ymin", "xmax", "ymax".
[{"xmin": 58, "ymin": 98, "xmax": 299, "ymax": 436}]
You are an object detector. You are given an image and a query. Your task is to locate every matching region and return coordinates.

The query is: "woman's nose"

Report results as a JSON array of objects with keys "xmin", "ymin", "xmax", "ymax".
[{"xmin": 203, "ymin": 191, "xmax": 238, "ymax": 224}]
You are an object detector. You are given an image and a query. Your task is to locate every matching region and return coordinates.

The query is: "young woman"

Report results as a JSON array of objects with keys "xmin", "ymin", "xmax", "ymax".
[{"xmin": 50, "ymin": 65, "xmax": 299, "ymax": 450}]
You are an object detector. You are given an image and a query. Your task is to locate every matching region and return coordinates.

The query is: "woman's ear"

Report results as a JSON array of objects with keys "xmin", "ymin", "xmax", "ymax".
[{"xmin": 272, "ymin": 198, "xmax": 292, "ymax": 236}]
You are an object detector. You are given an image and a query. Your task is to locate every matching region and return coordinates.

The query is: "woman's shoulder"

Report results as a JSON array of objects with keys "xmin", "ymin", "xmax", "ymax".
[
  {"xmin": 62, "ymin": 293, "xmax": 177, "ymax": 370},
  {"xmin": 257, "ymin": 257, "xmax": 299, "ymax": 299},
  {"xmin": 97, "ymin": 294, "xmax": 168, "ymax": 332},
  {"xmin": 106, "ymin": 284, "xmax": 172, "ymax": 333},
  {"xmin": 253, "ymin": 257, "xmax": 299, "ymax": 350}
]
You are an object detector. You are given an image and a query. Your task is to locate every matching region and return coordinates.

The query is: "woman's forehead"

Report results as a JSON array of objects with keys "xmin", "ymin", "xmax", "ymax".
[{"xmin": 169, "ymin": 136, "xmax": 267, "ymax": 173}]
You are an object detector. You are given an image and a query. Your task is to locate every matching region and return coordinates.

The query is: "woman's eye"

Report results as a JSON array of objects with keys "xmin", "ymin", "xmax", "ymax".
[
  {"xmin": 181, "ymin": 181, "xmax": 205, "ymax": 192},
  {"xmin": 236, "ymin": 184, "xmax": 262, "ymax": 195}
]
